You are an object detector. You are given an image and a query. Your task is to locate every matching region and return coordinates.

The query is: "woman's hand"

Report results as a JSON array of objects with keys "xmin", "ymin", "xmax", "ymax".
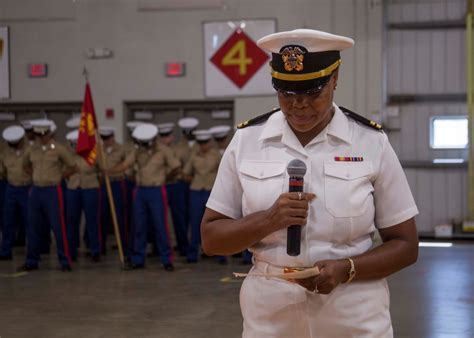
[
  {"xmin": 292, "ymin": 259, "xmax": 350, "ymax": 294},
  {"xmin": 266, "ymin": 192, "xmax": 316, "ymax": 233}
]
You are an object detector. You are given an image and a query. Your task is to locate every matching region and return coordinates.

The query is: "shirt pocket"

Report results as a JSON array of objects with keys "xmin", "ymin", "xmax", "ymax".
[
  {"xmin": 324, "ymin": 161, "xmax": 374, "ymax": 218},
  {"xmin": 238, "ymin": 160, "xmax": 286, "ymax": 213},
  {"xmin": 45, "ymin": 151, "xmax": 59, "ymax": 163}
]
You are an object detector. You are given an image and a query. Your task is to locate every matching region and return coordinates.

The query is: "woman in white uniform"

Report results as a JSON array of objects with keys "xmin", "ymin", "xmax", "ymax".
[{"xmin": 201, "ymin": 29, "xmax": 419, "ymax": 338}]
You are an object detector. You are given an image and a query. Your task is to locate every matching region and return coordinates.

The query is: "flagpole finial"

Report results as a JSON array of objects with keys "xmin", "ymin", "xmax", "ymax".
[{"xmin": 82, "ymin": 66, "xmax": 89, "ymax": 82}]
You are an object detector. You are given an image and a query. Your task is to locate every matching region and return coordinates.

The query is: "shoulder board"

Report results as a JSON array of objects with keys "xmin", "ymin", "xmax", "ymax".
[
  {"xmin": 339, "ymin": 106, "xmax": 383, "ymax": 131},
  {"xmin": 236, "ymin": 108, "xmax": 280, "ymax": 129}
]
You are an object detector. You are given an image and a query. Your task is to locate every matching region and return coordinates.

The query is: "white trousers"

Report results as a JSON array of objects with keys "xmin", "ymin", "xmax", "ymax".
[{"xmin": 240, "ymin": 261, "xmax": 393, "ymax": 338}]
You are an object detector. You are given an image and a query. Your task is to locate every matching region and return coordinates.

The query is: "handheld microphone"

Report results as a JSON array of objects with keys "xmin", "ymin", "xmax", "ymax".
[{"xmin": 286, "ymin": 159, "xmax": 307, "ymax": 256}]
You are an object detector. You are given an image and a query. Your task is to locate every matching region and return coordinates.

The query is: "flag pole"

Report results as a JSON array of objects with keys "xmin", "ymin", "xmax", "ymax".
[{"xmin": 83, "ymin": 67, "xmax": 126, "ymax": 268}]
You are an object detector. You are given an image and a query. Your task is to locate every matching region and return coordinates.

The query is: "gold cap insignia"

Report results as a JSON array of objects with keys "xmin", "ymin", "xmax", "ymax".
[{"xmin": 281, "ymin": 47, "xmax": 305, "ymax": 72}]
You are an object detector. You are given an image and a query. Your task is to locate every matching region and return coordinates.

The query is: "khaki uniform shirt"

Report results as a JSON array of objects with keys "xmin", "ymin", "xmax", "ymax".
[
  {"xmin": 123, "ymin": 141, "xmax": 137, "ymax": 179},
  {"xmin": 172, "ymin": 138, "xmax": 198, "ymax": 181},
  {"xmin": 24, "ymin": 140, "xmax": 76, "ymax": 187},
  {"xmin": 2, "ymin": 144, "xmax": 32, "ymax": 186},
  {"xmin": 183, "ymin": 148, "xmax": 221, "ymax": 191},
  {"xmin": 98, "ymin": 142, "xmax": 126, "ymax": 180},
  {"xmin": 67, "ymin": 152, "xmax": 100, "ymax": 189},
  {"xmin": 173, "ymin": 138, "xmax": 192, "ymax": 167},
  {"xmin": 124, "ymin": 143, "xmax": 180, "ymax": 187}
]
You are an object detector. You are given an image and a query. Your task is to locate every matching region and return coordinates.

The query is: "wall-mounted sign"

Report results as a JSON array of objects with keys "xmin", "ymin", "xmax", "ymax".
[
  {"xmin": 28, "ymin": 63, "xmax": 48, "ymax": 78},
  {"xmin": 166, "ymin": 62, "xmax": 186, "ymax": 77},
  {"xmin": 0, "ymin": 27, "xmax": 10, "ymax": 99},
  {"xmin": 204, "ymin": 19, "xmax": 276, "ymax": 97}
]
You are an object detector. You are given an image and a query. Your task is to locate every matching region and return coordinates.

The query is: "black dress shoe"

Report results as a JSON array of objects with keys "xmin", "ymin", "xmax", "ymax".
[
  {"xmin": 61, "ymin": 265, "xmax": 72, "ymax": 272},
  {"xmin": 186, "ymin": 258, "xmax": 198, "ymax": 264},
  {"xmin": 164, "ymin": 263, "xmax": 174, "ymax": 272},
  {"xmin": 91, "ymin": 255, "xmax": 100, "ymax": 262},
  {"xmin": 17, "ymin": 264, "xmax": 38, "ymax": 272},
  {"xmin": 0, "ymin": 255, "xmax": 13, "ymax": 261},
  {"xmin": 123, "ymin": 262, "xmax": 144, "ymax": 270}
]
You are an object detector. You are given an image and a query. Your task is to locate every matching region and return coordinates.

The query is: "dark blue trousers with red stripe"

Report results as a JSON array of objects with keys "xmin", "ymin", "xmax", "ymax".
[
  {"xmin": 26, "ymin": 185, "xmax": 71, "ymax": 268},
  {"xmin": 101, "ymin": 180, "xmax": 129, "ymax": 256},
  {"xmin": 0, "ymin": 180, "xmax": 5, "ymax": 239},
  {"xmin": 187, "ymin": 189, "xmax": 227, "ymax": 263},
  {"xmin": 0, "ymin": 184, "xmax": 29, "ymax": 257},
  {"xmin": 66, "ymin": 187, "xmax": 101, "ymax": 259},
  {"xmin": 131, "ymin": 186, "xmax": 172, "ymax": 266},
  {"xmin": 166, "ymin": 180, "xmax": 189, "ymax": 256},
  {"xmin": 187, "ymin": 189, "xmax": 209, "ymax": 262}
]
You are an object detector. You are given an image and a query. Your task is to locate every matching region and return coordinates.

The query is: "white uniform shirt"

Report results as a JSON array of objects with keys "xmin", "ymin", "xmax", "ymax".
[{"xmin": 207, "ymin": 104, "xmax": 418, "ymax": 268}]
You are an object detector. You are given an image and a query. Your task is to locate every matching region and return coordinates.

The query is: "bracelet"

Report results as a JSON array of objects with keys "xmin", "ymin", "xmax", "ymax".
[{"xmin": 343, "ymin": 257, "xmax": 356, "ymax": 284}]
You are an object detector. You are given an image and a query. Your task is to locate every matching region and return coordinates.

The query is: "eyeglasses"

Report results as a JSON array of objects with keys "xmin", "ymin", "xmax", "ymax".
[{"xmin": 274, "ymin": 73, "xmax": 333, "ymax": 96}]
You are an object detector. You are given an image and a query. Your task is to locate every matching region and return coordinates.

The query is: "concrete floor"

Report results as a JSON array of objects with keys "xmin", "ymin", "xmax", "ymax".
[{"xmin": 0, "ymin": 243, "xmax": 473, "ymax": 338}]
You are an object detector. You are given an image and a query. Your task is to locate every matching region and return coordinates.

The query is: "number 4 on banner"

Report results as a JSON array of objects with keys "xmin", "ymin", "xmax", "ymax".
[
  {"xmin": 210, "ymin": 29, "xmax": 269, "ymax": 89},
  {"xmin": 222, "ymin": 40, "xmax": 253, "ymax": 75}
]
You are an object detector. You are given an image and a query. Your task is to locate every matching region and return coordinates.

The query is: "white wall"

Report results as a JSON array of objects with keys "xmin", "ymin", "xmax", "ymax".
[
  {"xmin": 385, "ymin": 0, "xmax": 469, "ymax": 232},
  {"xmin": 0, "ymin": 0, "xmax": 383, "ymax": 141}
]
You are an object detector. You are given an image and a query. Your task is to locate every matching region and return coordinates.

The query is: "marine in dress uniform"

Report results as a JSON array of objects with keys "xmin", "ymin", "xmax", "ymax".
[
  {"xmin": 209, "ymin": 125, "xmax": 232, "ymax": 156},
  {"xmin": 201, "ymin": 29, "xmax": 419, "ymax": 338},
  {"xmin": 122, "ymin": 121, "xmax": 143, "ymax": 248},
  {"xmin": 158, "ymin": 122, "xmax": 190, "ymax": 257},
  {"xmin": 0, "ymin": 126, "xmax": 31, "ymax": 260},
  {"xmin": 97, "ymin": 126, "xmax": 129, "ymax": 256},
  {"xmin": 20, "ymin": 120, "xmax": 78, "ymax": 271},
  {"xmin": 20, "ymin": 120, "xmax": 36, "ymax": 147},
  {"xmin": 168, "ymin": 117, "xmax": 200, "ymax": 256},
  {"xmin": 109, "ymin": 123, "xmax": 180, "ymax": 271},
  {"xmin": 65, "ymin": 130, "xmax": 101, "ymax": 261},
  {"xmin": 183, "ymin": 129, "xmax": 225, "ymax": 264},
  {"xmin": 9, "ymin": 120, "xmax": 35, "ymax": 247}
]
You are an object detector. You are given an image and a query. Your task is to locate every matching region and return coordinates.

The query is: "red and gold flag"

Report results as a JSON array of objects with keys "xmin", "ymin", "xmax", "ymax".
[{"xmin": 77, "ymin": 83, "xmax": 98, "ymax": 165}]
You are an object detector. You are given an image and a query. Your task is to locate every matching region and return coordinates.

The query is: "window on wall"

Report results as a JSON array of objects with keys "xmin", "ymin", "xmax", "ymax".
[{"xmin": 430, "ymin": 116, "xmax": 468, "ymax": 149}]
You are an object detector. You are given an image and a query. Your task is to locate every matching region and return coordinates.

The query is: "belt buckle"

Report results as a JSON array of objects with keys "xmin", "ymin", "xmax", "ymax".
[{"xmin": 283, "ymin": 267, "xmax": 305, "ymax": 274}]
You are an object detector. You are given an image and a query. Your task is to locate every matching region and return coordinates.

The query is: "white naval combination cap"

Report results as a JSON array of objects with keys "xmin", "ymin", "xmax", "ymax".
[
  {"xmin": 193, "ymin": 129, "xmax": 212, "ymax": 142},
  {"xmin": 257, "ymin": 29, "xmax": 354, "ymax": 94},
  {"xmin": 126, "ymin": 121, "xmax": 144, "ymax": 131},
  {"xmin": 257, "ymin": 29, "xmax": 354, "ymax": 53},
  {"xmin": 157, "ymin": 122, "xmax": 175, "ymax": 136},
  {"xmin": 66, "ymin": 129, "xmax": 79, "ymax": 142},
  {"xmin": 2, "ymin": 125, "xmax": 25, "ymax": 143},
  {"xmin": 19, "ymin": 120, "xmax": 33, "ymax": 131},
  {"xmin": 66, "ymin": 115, "xmax": 81, "ymax": 129},
  {"xmin": 209, "ymin": 125, "xmax": 231, "ymax": 139},
  {"xmin": 99, "ymin": 126, "xmax": 115, "ymax": 137},
  {"xmin": 132, "ymin": 123, "xmax": 158, "ymax": 142},
  {"xmin": 30, "ymin": 119, "xmax": 54, "ymax": 135},
  {"xmin": 178, "ymin": 117, "xmax": 199, "ymax": 131}
]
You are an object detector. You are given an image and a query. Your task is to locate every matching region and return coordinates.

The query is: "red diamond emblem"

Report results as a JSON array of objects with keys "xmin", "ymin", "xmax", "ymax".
[{"xmin": 210, "ymin": 29, "xmax": 269, "ymax": 89}]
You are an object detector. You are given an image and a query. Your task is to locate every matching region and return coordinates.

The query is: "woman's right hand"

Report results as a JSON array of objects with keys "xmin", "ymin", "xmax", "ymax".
[{"xmin": 266, "ymin": 192, "xmax": 316, "ymax": 232}]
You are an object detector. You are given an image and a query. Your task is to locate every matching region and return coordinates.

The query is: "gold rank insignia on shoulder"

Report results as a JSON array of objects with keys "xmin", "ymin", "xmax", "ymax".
[
  {"xmin": 236, "ymin": 108, "xmax": 280, "ymax": 129},
  {"xmin": 281, "ymin": 46, "xmax": 305, "ymax": 72},
  {"xmin": 339, "ymin": 106, "xmax": 383, "ymax": 131}
]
